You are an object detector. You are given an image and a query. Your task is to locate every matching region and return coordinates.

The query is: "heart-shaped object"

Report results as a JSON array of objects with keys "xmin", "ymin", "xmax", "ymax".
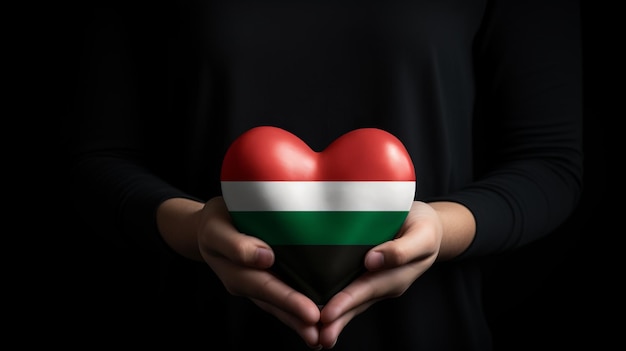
[{"xmin": 221, "ymin": 126, "xmax": 416, "ymax": 305}]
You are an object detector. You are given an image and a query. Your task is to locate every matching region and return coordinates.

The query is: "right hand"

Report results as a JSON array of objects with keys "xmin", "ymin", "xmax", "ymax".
[{"xmin": 197, "ymin": 196, "xmax": 323, "ymax": 348}]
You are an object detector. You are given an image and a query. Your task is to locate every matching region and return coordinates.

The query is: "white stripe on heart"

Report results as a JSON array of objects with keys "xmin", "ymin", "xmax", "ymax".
[{"xmin": 221, "ymin": 181, "xmax": 416, "ymax": 211}]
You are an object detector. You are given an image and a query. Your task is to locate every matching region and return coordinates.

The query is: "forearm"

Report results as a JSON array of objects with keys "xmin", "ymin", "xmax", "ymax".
[
  {"xmin": 429, "ymin": 201, "xmax": 476, "ymax": 261},
  {"xmin": 156, "ymin": 197, "xmax": 206, "ymax": 262}
]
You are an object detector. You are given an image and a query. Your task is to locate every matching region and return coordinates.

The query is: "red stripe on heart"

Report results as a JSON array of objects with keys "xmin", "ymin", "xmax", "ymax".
[{"xmin": 221, "ymin": 126, "xmax": 415, "ymax": 181}]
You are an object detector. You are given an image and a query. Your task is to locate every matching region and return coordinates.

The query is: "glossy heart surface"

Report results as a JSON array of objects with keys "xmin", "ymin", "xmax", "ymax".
[{"xmin": 221, "ymin": 126, "xmax": 416, "ymax": 305}]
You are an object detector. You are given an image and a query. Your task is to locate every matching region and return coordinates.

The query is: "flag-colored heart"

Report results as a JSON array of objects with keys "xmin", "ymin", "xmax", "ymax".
[{"xmin": 221, "ymin": 126, "xmax": 416, "ymax": 305}]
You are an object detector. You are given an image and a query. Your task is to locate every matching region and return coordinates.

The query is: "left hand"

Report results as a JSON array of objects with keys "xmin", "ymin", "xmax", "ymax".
[{"xmin": 316, "ymin": 201, "xmax": 444, "ymax": 348}]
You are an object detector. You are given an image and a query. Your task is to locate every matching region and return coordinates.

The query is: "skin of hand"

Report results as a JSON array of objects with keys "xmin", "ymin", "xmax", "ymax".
[
  {"xmin": 157, "ymin": 197, "xmax": 475, "ymax": 350},
  {"xmin": 158, "ymin": 196, "xmax": 323, "ymax": 346},
  {"xmin": 316, "ymin": 201, "xmax": 464, "ymax": 349}
]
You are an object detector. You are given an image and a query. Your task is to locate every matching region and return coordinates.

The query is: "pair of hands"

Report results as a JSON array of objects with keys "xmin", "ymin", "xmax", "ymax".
[{"xmin": 197, "ymin": 197, "xmax": 443, "ymax": 349}]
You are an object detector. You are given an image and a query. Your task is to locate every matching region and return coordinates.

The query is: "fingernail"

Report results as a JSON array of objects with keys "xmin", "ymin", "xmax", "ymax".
[
  {"xmin": 365, "ymin": 251, "xmax": 384, "ymax": 270},
  {"xmin": 254, "ymin": 247, "xmax": 274, "ymax": 267},
  {"xmin": 305, "ymin": 342, "xmax": 322, "ymax": 350}
]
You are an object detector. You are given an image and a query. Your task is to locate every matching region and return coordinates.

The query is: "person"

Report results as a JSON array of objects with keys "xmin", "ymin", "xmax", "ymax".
[{"xmin": 69, "ymin": 0, "xmax": 583, "ymax": 349}]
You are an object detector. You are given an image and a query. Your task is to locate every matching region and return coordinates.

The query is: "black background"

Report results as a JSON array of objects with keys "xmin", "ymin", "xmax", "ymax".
[{"xmin": 14, "ymin": 1, "xmax": 616, "ymax": 348}]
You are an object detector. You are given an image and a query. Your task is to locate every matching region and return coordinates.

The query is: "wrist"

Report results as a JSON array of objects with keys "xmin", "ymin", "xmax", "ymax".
[
  {"xmin": 157, "ymin": 197, "xmax": 205, "ymax": 261},
  {"xmin": 429, "ymin": 201, "xmax": 475, "ymax": 261}
]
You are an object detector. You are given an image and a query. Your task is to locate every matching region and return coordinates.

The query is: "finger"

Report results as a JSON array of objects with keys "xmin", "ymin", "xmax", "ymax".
[
  {"xmin": 365, "ymin": 205, "xmax": 441, "ymax": 270},
  {"xmin": 253, "ymin": 298, "xmax": 321, "ymax": 348},
  {"xmin": 206, "ymin": 254, "xmax": 320, "ymax": 323},
  {"xmin": 321, "ymin": 258, "xmax": 430, "ymax": 323},
  {"xmin": 317, "ymin": 258, "xmax": 434, "ymax": 347},
  {"xmin": 364, "ymin": 224, "xmax": 438, "ymax": 270},
  {"xmin": 200, "ymin": 197, "xmax": 275, "ymax": 268},
  {"xmin": 318, "ymin": 299, "xmax": 374, "ymax": 349},
  {"xmin": 207, "ymin": 258, "xmax": 322, "ymax": 348},
  {"xmin": 249, "ymin": 273, "xmax": 321, "ymax": 324}
]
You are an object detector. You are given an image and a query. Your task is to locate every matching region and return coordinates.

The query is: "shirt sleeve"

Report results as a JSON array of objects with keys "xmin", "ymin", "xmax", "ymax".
[
  {"xmin": 69, "ymin": 5, "xmax": 199, "ymax": 255},
  {"xmin": 438, "ymin": 0, "xmax": 583, "ymax": 258}
]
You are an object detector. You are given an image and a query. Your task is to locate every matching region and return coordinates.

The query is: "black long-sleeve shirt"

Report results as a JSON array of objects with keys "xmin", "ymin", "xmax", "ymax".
[{"xmin": 70, "ymin": 0, "xmax": 583, "ymax": 349}]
